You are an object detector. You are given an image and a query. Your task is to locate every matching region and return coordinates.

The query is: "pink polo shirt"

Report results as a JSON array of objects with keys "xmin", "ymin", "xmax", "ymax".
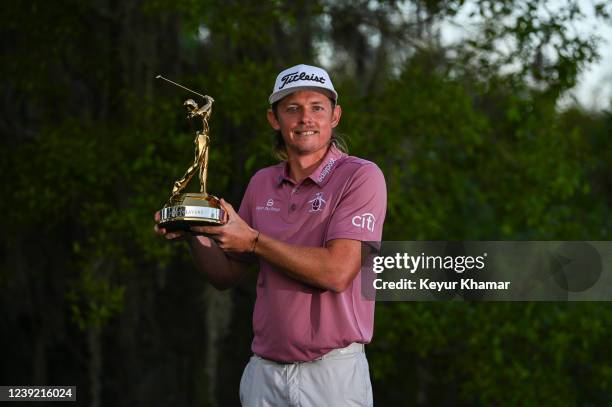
[{"xmin": 238, "ymin": 144, "xmax": 387, "ymax": 362}]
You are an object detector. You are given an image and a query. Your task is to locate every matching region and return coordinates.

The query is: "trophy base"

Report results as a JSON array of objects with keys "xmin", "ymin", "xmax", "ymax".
[{"xmin": 159, "ymin": 193, "xmax": 226, "ymax": 232}]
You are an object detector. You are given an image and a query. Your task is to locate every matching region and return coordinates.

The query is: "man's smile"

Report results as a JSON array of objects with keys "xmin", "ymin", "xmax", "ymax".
[{"xmin": 294, "ymin": 130, "xmax": 318, "ymax": 136}]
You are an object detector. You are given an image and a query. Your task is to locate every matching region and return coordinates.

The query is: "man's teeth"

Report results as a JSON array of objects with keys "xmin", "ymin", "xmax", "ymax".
[{"xmin": 298, "ymin": 131, "xmax": 316, "ymax": 135}]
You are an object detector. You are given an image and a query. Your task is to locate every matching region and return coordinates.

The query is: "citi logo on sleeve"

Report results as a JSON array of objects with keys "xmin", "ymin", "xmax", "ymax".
[{"xmin": 352, "ymin": 213, "xmax": 376, "ymax": 232}]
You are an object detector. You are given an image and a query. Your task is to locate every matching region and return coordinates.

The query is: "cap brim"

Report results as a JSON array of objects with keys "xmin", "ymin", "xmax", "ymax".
[{"xmin": 269, "ymin": 86, "xmax": 338, "ymax": 104}]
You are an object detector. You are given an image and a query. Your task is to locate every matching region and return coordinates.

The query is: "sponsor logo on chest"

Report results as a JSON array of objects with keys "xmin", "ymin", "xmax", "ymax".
[{"xmin": 256, "ymin": 198, "xmax": 280, "ymax": 212}]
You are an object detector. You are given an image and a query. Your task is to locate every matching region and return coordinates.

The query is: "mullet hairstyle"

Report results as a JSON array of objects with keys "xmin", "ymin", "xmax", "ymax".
[{"xmin": 270, "ymin": 97, "xmax": 348, "ymax": 161}]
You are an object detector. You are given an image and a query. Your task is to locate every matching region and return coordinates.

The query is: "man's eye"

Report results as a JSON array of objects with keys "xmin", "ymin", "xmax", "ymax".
[
  {"xmin": 286, "ymin": 106, "xmax": 299, "ymax": 112},
  {"xmin": 313, "ymin": 106, "xmax": 324, "ymax": 112}
]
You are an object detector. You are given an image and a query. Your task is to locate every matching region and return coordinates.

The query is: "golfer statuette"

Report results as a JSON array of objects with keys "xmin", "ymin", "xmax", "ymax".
[{"xmin": 156, "ymin": 75, "xmax": 225, "ymax": 231}]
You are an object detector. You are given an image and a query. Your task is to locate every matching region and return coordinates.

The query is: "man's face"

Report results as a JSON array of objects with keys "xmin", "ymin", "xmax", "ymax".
[{"xmin": 267, "ymin": 90, "xmax": 342, "ymax": 158}]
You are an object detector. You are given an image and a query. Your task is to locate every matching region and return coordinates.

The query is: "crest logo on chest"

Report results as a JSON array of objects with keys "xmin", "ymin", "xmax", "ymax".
[{"xmin": 308, "ymin": 192, "xmax": 326, "ymax": 213}]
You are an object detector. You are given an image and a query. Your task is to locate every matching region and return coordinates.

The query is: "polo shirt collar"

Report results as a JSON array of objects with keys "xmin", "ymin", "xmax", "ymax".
[
  {"xmin": 307, "ymin": 144, "xmax": 345, "ymax": 186},
  {"xmin": 276, "ymin": 144, "xmax": 346, "ymax": 187}
]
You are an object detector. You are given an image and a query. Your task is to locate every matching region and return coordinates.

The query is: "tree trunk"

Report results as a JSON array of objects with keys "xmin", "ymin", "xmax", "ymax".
[
  {"xmin": 88, "ymin": 325, "xmax": 102, "ymax": 407},
  {"xmin": 204, "ymin": 285, "xmax": 232, "ymax": 406}
]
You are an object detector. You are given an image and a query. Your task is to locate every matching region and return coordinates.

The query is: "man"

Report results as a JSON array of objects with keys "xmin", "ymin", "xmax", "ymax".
[{"xmin": 155, "ymin": 64, "xmax": 387, "ymax": 406}]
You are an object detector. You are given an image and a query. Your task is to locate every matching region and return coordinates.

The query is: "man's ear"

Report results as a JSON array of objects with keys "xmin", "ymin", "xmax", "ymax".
[
  {"xmin": 267, "ymin": 108, "xmax": 281, "ymax": 130},
  {"xmin": 331, "ymin": 104, "xmax": 342, "ymax": 128}
]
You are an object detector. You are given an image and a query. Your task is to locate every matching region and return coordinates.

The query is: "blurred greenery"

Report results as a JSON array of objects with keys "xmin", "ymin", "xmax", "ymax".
[{"xmin": 1, "ymin": 0, "xmax": 611, "ymax": 405}]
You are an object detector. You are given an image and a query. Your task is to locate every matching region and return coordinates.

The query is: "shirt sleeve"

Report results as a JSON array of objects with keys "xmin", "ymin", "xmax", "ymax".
[{"xmin": 325, "ymin": 163, "xmax": 387, "ymax": 244}]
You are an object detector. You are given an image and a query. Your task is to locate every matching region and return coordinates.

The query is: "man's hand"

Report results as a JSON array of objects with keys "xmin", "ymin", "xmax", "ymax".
[
  {"xmin": 191, "ymin": 199, "xmax": 258, "ymax": 253},
  {"xmin": 153, "ymin": 205, "xmax": 250, "ymax": 290},
  {"xmin": 154, "ymin": 210, "xmax": 187, "ymax": 240}
]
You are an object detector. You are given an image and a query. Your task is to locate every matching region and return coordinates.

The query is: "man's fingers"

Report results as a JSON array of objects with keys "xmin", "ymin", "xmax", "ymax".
[
  {"xmin": 191, "ymin": 225, "xmax": 222, "ymax": 235},
  {"xmin": 163, "ymin": 229, "xmax": 186, "ymax": 240},
  {"xmin": 220, "ymin": 199, "xmax": 236, "ymax": 216},
  {"xmin": 154, "ymin": 220, "xmax": 187, "ymax": 241},
  {"xmin": 154, "ymin": 224, "xmax": 166, "ymax": 235},
  {"xmin": 154, "ymin": 211, "xmax": 161, "ymax": 222}
]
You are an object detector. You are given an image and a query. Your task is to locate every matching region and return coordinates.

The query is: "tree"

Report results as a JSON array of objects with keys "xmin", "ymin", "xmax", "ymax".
[{"xmin": 1, "ymin": 0, "xmax": 611, "ymax": 405}]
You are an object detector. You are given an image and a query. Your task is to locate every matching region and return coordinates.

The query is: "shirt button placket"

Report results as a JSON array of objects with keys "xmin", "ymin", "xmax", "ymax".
[{"xmin": 287, "ymin": 185, "xmax": 300, "ymax": 221}]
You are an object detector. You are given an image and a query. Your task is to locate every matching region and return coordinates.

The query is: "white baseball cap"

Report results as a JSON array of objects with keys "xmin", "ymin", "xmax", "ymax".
[{"xmin": 269, "ymin": 64, "xmax": 338, "ymax": 104}]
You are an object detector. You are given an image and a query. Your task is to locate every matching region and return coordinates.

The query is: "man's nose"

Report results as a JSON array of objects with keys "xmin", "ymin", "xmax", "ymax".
[{"xmin": 299, "ymin": 109, "xmax": 313, "ymax": 124}]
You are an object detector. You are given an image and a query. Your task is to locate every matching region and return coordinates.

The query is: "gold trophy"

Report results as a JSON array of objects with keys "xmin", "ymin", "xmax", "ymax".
[{"xmin": 156, "ymin": 75, "xmax": 225, "ymax": 231}]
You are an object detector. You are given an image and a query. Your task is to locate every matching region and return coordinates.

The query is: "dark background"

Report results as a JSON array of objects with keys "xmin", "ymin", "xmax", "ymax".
[{"xmin": 1, "ymin": 0, "xmax": 612, "ymax": 406}]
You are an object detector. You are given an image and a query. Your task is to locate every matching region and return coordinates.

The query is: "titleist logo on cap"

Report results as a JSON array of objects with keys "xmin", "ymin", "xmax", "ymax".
[
  {"xmin": 279, "ymin": 71, "xmax": 326, "ymax": 90},
  {"xmin": 269, "ymin": 64, "xmax": 338, "ymax": 104}
]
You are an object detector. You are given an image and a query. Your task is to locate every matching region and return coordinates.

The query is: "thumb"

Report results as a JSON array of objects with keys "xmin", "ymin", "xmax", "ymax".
[{"xmin": 220, "ymin": 198, "xmax": 236, "ymax": 216}]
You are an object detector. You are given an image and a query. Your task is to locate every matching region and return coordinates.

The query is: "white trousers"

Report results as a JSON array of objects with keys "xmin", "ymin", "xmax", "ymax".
[{"xmin": 240, "ymin": 343, "xmax": 373, "ymax": 407}]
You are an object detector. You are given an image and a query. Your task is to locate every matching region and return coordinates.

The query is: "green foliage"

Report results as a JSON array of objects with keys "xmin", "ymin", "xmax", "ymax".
[
  {"xmin": 67, "ymin": 267, "xmax": 126, "ymax": 331},
  {"xmin": 345, "ymin": 57, "xmax": 601, "ymax": 241},
  {"xmin": 371, "ymin": 302, "xmax": 612, "ymax": 405},
  {"xmin": 1, "ymin": 0, "xmax": 612, "ymax": 405}
]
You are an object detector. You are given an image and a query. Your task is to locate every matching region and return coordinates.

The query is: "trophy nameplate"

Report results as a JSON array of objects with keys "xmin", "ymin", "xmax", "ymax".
[{"xmin": 156, "ymin": 75, "xmax": 226, "ymax": 232}]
